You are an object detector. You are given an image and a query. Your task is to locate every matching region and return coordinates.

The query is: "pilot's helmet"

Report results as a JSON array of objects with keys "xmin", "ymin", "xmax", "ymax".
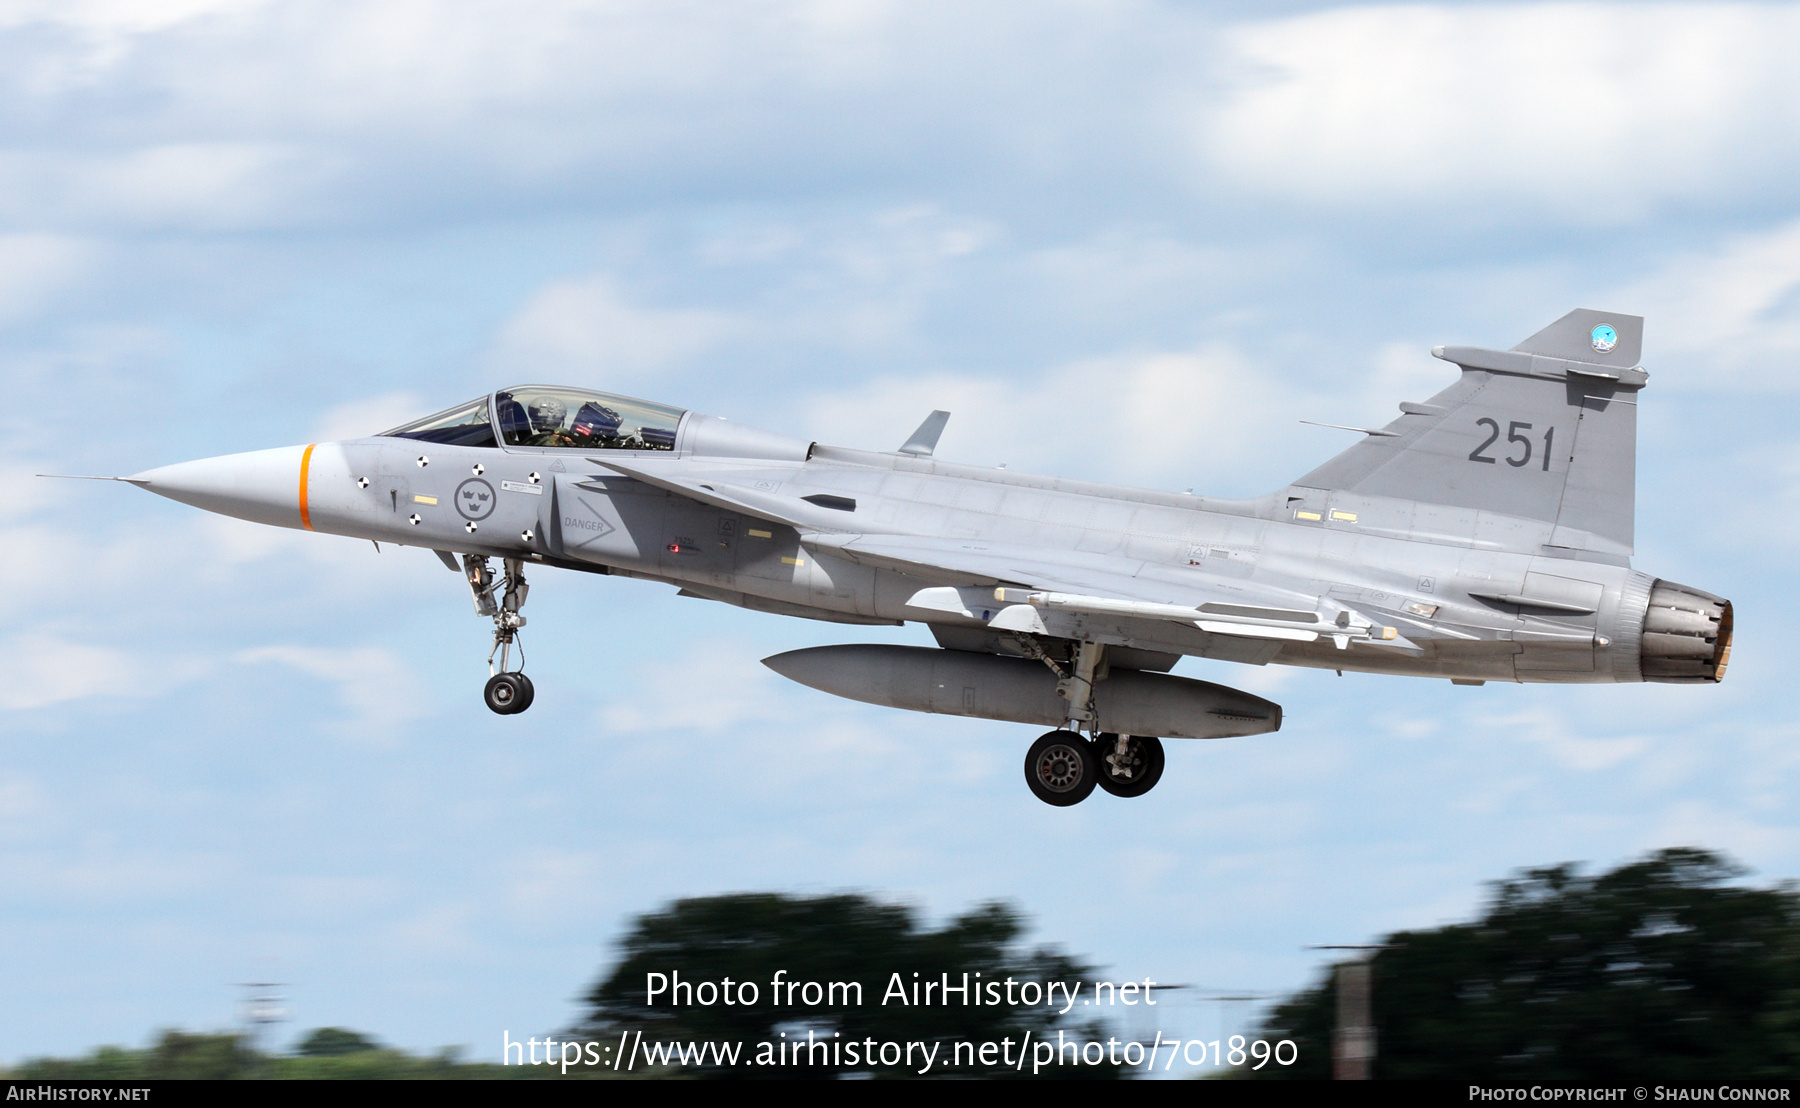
[{"xmin": 527, "ymin": 396, "xmax": 568, "ymax": 434}]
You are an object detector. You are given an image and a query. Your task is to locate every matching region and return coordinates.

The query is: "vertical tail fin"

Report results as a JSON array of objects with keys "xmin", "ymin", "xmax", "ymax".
[{"xmin": 1292, "ymin": 309, "xmax": 1645, "ymax": 557}]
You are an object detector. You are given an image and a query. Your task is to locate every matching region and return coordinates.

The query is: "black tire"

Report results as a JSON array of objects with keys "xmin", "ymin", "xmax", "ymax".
[
  {"xmin": 484, "ymin": 672, "xmax": 524, "ymax": 715},
  {"xmin": 513, "ymin": 673, "xmax": 535, "ymax": 713},
  {"xmin": 1093, "ymin": 734, "xmax": 1165, "ymax": 798},
  {"xmin": 1024, "ymin": 730, "xmax": 1098, "ymax": 806}
]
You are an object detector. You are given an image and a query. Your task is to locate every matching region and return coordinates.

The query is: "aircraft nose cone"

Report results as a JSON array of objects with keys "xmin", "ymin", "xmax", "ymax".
[{"xmin": 130, "ymin": 444, "xmax": 313, "ymax": 530}]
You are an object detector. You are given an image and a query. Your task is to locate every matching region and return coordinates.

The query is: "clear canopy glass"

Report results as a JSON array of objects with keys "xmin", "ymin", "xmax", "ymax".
[
  {"xmin": 379, "ymin": 388, "xmax": 686, "ymax": 451},
  {"xmin": 381, "ymin": 397, "xmax": 498, "ymax": 447},
  {"xmin": 492, "ymin": 386, "xmax": 685, "ymax": 451}
]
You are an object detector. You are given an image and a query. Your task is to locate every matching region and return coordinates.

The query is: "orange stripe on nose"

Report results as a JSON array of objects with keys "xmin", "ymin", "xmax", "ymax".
[{"xmin": 299, "ymin": 443, "xmax": 315, "ymax": 530}]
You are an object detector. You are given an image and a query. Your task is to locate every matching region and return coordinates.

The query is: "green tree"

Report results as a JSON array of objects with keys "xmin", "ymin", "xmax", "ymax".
[
  {"xmin": 7, "ymin": 1034, "xmax": 594, "ymax": 1080},
  {"xmin": 295, "ymin": 1027, "xmax": 382, "ymax": 1056},
  {"xmin": 1252, "ymin": 848, "xmax": 1800, "ymax": 1081},
  {"xmin": 575, "ymin": 893, "xmax": 1118, "ymax": 1078},
  {"xmin": 13, "ymin": 1031, "xmax": 264, "ymax": 1079}
]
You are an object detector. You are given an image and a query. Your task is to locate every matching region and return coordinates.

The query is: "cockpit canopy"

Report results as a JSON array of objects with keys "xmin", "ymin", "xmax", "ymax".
[
  {"xmin": 382, "ymin": 396, "xmax": 495, "ymax": 446},
  {"xmin": 381, "ymin": 387, "xmax": 686, "ymax": 451}
]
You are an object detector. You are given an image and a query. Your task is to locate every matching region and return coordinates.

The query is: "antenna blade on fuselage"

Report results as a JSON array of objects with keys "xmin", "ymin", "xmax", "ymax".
[{"xmin": 898, "ymin": 411, "xmax": 950, "ymax": 456}]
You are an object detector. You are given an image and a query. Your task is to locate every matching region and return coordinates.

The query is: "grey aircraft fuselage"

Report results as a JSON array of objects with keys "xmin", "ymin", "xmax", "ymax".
[
  {"xmin": 112, "ymin": 308, "xmax": 1730, "ymax": 803},
  {"xmin": 164, "ymin": 424, "xmax": 1647, "ymax": 684}
]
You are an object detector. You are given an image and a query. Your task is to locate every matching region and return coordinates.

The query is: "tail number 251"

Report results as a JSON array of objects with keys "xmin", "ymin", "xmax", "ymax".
[{"xmin": 1469, "ymin": 418, "xmax": 1553, "ymax": 471}]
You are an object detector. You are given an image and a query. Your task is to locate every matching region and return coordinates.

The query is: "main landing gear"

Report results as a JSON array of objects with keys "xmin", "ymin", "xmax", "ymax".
[
  {"xmin": 1024, "ymin": 731, "xmax": 1166, "ymax": 806},
  {"xmin": 1012, "ymin": 637, "xmax": 1167, "ymax": 806},
  {"xmin": 464, "ymin": 554, "xmax": 534, "ymax": 715},
  {"xmin": 1095, "ymin": 733, "xmax": 1165, "ymax": 798}
]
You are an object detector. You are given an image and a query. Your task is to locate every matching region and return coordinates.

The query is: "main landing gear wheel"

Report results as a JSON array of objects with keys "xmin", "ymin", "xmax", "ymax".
[
  {"xmin": 484, "ymin": 672, "xmax": 529, "ymax": 715},
  {"xmin": 1025, "ymin": 730, "xmax": 1098, "ymax": 807},
  {"xmin": 1094, "ymin": 733, "xmax": 1165, "ymax": 798}
]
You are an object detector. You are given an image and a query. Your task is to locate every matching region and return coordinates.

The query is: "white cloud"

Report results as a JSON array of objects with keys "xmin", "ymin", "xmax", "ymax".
[
  {"xmin": 0, "ymin": 144, "xmax": 337, "ymax": 232},
  {"xmin": 0, "ymin": 235, "xmax": 88, "ymax": 324},
  {"xmin": 2, "ymin": 636, "xmax": 135, "ymax": 710},
  {"xmin": 1642, "ymin": 800, "xmax": 1800, "ymax": 870},
  {"xmin": 196, "ymin": 512, "xmax": 452, "ymax": 598},
  {"xmin": 1494, "ymin": 707, "xmax": 1647, "ymax": 772},
  {"xmin": 312, "ymin": 391, "xmax": 424, "ymax": 442},
  {"xmin": 805, "ymin": 344, "xmax": 1319, "ymax": 493},
  {"xmin": 488, "ymin": 277, "xmax": 738, "ymax": 387},
  {"xmin": 0, "ymin": 0, "xmax": 264, "ymax": 36},
  {"xmin": 3, "ymin": 1, "xmax": 1795, "ymax": 235},
  {"xmin": 1614, "ymin": 219, "xmax": 1800, "ymax": 391},
  {"xmin": 1367, "ymin": 341, "xmax": 1456, "ymax": 404},
  {"xmin": 1210, "ymin": 662, "xmax": 1299, "ymax": 697},
  {"xmin": 1205, "ymin": 4, "xmax": 1800, "ymax": 217},
  {"xmin": 1688, "ymin": 437, "xmax": 1800, "ymax": 557},
  {"xmin": 0, "ymin": 464, "xmax": 62, "ymax": 513},
  {"xmin": 0, "ymin": 1, "xmax": 923, "ymax": 229},
  {"xmin": 0, "ymin": 2, "xmax": 1167, "ymax": 232},
  {"xmin": 602, "ymin": 638, "xmax": 792, "ymax": 733},
  {"xmin": 235, "ymin": 644, "xmax": 427, "ymax": 736}
]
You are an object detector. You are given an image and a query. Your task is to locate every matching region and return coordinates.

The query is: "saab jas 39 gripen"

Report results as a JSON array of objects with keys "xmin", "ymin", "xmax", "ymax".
[{"xmin": 80, "ymin": 309, "xmax": 1731, "ymax": 806}]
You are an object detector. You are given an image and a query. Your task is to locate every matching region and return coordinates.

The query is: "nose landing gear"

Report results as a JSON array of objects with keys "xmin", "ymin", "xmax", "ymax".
[
  {"xmin": 464, "ymin": 554, "xmax": 534, "ymax": 714},
  {"xmin": 484, "ymin": 670, "xmax": 534, "ymax": 714}
]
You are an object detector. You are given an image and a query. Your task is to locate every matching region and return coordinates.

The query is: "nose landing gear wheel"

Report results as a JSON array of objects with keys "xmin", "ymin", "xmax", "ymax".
[
  {"xmin": 484, "ymin": 672, "xmax": 529, "ymax": 715},
  {"xmin": 1024, "ymin": 730, "xmax": 1098, "ymax": 806},
  {"xmin": 466, "ymin": 555, "xmax": 536, "ymax": 715},
  {"xmin": 1094, "ymin": 734, "xmax": 1165, "ymax": 798}
]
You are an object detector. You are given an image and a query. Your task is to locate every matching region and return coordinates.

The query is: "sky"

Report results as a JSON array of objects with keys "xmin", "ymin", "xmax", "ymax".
[{"xmin": 3, "ymin": 0, "xmax": 1799, "ymax": 1074}]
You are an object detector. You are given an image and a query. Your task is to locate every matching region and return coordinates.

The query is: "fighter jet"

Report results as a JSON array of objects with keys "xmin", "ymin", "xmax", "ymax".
[{"xmin": 82, "ymin": 308, "xmax": 1731, "ymax": 806}]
